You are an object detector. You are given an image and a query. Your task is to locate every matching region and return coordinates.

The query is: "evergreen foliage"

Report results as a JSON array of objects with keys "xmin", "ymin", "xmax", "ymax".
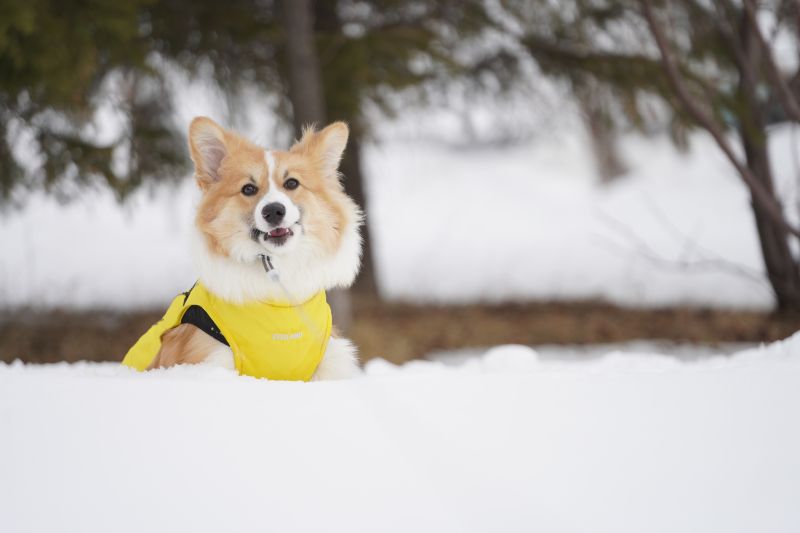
[
  {"xmin": 0, "ymin": 0, "xmax": 186, "ymax": 201},
  {"xmin": 0, "ymin": 0, "xmax": 498, "ymax": 203}
]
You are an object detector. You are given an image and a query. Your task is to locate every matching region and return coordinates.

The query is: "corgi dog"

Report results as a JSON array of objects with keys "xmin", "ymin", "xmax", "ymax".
[{"xmin": 122, "ymin": 117, "xmax": 362, "ymax": 380}]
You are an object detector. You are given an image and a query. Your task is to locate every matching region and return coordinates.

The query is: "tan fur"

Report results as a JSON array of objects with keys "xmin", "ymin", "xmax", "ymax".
[
  {"xmin": 191, "ymin": 118, "xmax": 357, "ymax": 260},
  {"xmin": 147, "ymin": 324, "xmax": 222, "ymax": 369}
]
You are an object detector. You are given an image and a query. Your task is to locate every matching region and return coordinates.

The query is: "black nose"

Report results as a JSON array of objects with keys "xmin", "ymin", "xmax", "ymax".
[{"xmin": 261, "ymin": 202, "xmax": 286, "ymax": 225}]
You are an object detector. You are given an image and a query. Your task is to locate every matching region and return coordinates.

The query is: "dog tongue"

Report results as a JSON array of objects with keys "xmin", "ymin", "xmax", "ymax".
[{"xmin": 269, "ymin": 227, "xmax": 289, "ymax": 238}]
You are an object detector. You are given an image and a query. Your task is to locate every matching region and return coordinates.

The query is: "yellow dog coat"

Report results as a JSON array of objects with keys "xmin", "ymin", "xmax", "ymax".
[{"xmin": 122, "ymin": 282, "xmax": 331, "ymax": 381}]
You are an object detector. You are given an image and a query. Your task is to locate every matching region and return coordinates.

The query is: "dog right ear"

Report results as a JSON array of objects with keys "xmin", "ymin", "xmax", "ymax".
[{"xmin": 189, "ymin": 117, "xmax": 228, "ymax": 188}]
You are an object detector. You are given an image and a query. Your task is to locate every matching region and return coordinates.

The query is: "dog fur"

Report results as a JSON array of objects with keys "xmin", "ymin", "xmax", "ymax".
[{"xmin": 149, "ymin": 117, "xmax": 363, "ymax": 380}]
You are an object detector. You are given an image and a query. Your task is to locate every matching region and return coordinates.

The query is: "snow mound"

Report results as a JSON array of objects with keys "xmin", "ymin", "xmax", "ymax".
[{"xmin": 1, "ymin": 337, "xmax": 799, "ymax": 533}]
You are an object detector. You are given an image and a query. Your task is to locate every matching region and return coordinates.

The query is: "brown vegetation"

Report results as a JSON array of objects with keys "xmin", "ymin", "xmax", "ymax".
[{"xmin": 2, "ymin": 297, "xmax": 797, "ymax": 366}]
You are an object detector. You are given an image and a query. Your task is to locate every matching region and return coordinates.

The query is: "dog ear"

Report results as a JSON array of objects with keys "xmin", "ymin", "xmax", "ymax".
[
  {"xmin": 189, "ymin": 117, "xmax": 228, "ymax": 187},
  {"xmin": 316, "ymin": 122, "xmax": 349, "ymax": 175},
  {"xmin": 292, "ymin": 121, "xmax": 349, "ymax": 178}
]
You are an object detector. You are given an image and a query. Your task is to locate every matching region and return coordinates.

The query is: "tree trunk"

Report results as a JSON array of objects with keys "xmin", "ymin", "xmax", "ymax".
[
  {"xmin": 281, "ymin": 0, "xmax": 354, "ymax": 329},
  {"xmin": 282, "ymin": 0, "xmax": 326, "ymax": 132},
  {"xmin": 740, "ymin": 132, "xmax": 800, "ymax": 309},
  {"xmin": 575, "ymin": 82, "xmax": 627, "ymax": 184},
  {"xmin": 736, "ymin": 12, "xmax": 800, "ymax": 310},
  {"xmin": 338, "ymin": 135, "xmax": 378, "ymax": 295},
  {"xmin": 311, "ymin": 1, "xmax": 379, "ymax": 299}
]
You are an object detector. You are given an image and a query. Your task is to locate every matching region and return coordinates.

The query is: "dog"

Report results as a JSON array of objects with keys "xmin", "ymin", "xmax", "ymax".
[{"xmin": 122, "ymin": 117, "xmax": 362, "ymax": 380}]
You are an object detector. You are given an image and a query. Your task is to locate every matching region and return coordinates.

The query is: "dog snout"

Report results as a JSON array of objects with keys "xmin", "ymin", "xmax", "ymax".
[{"xmin": 262, "ymin": 202, "xmax": 286, "ymax": 225}]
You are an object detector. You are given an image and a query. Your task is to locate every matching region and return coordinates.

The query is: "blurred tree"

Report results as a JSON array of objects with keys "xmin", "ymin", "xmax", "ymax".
[
  {"xmin": 494, "ymin": 0, "xmax": 675, "ymax": 179},
  {"xmin": 574, "ymin": 79, "xmax": 628, "ymax": 182},
  {"xmin": 495, "ymin": 0, "xmax": 800, "ymax": 310},
  {"xmin": 282, "ymin": 0, "xmax": 326, "ymax": 132},
  {"xmin": 0, "ymin": 0, "xmax": 186, "ymax": 201},
  {"xmin": 308, "ymin": 0, "xmax": 496, "ymax": 294},
  {"xmin": 639, "ymin": 0, "xmax": 800, "ymax": 310}
]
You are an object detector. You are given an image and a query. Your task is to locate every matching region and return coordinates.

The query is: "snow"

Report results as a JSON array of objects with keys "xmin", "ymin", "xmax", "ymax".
[
  {"xmin": 1, "ymin": 336, "xmax": 799, "ymax": 532},
  {"xmin": 367, "ymin": 131, "xmax": 773, "ymax": 307},
  {"xmin": 2, "ymin": 117, "xmax": 794, "ymax": 310}
]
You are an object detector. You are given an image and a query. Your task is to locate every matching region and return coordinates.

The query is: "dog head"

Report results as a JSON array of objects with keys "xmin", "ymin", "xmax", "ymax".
[{"xmin": 188, "ymin": 117, "xmax": 362, "ymax": 301}]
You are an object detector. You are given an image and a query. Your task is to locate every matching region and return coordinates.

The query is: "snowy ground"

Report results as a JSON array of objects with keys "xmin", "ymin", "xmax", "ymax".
[
  {"xmin": 425, "ymin": 340, "xmax": 756, "ymax": 366},
  {"xmin": 1, "ymin": 335, "xmax": 799, "ymax": 533},
  {"xmin": 2, "ymin": 117, "xmax": 794, "ymax": 310}
]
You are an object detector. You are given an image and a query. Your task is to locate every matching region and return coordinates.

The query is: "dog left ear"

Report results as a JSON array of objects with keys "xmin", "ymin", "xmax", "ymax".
[
  {"xmin": 293, "ymin": 122, "xmax": 349, "ymax": 178},
  {"xmin": 189, "ymin": 116, "xmax": 228, "ymax": 188}
]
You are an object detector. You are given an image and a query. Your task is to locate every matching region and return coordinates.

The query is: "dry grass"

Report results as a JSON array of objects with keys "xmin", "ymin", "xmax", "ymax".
[
  {"xmin": 350, "ymin": 297, "xmax": 800, "ymax": 364},
  {"xmin": 1, "ymin": 295, "xmax": 797, "ymax": 365}
]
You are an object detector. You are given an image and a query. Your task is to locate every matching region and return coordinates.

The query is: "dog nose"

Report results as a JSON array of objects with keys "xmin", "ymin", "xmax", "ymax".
[{"xmin": 262, "ymin": 202, "xmax": 286, "ymax": 225}]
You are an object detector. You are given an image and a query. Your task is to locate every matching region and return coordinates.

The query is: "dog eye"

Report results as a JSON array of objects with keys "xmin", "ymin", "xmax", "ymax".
[
  {"xmin": 241, "ymin": 184, "xmax": 258, "ymax": 196},
  {"xmin": 284, "ymin": 178, "xmax": 300, "ymax": 190}
]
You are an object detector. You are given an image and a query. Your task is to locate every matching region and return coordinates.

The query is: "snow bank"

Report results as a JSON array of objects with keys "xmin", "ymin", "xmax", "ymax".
[{"xmin": 1, "ymin": 337, "xmax": 799, "ymax": 532}]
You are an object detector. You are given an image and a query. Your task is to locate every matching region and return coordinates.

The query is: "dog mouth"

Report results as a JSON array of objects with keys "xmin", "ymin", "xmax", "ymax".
[{"xmin": 251, "ymin": 226, "xmax": 295, "ymax": 246}]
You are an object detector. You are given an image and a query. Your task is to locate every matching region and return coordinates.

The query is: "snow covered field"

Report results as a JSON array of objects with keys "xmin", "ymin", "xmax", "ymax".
[
  {"xmin": 1, "ymin": 120, "xmax": 792, "ymax": 310},
  {"xmin": 1, "ymin": 335, "xmax": 799, "ymax": 532}
]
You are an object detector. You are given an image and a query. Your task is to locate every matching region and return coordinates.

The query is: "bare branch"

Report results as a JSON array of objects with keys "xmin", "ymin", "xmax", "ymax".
[
  {"xmin": 595, "ymin": 211, "xmax": 771, "ymax": 288},
  {"xmin": 640, "ymin": 0, "xmax": 800, "ymax": 239}
]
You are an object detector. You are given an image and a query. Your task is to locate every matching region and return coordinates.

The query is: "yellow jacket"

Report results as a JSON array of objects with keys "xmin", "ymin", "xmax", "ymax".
[{"xmin": 122, "ymin": 282, "xmax": 331, "ymax": 381}]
